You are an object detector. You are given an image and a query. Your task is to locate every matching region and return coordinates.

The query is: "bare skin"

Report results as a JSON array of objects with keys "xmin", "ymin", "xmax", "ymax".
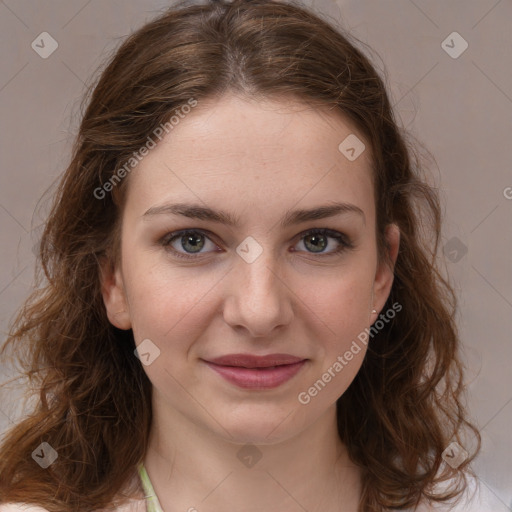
[{"xmin": 101, "ymin": 93, "xmax": 400, "ymax": 512}]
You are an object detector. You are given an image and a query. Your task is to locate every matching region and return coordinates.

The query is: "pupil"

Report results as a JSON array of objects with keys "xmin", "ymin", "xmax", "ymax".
[
  {"xmin": 183, "ymin": 233, "xmax": 204, "ymax": 253},
  {"xmin": 306, "ymin": 234, "xmax": 326, "ymax": 253}
]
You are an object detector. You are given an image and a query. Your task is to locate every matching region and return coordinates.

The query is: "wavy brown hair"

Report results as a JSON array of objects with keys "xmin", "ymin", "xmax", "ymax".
[{"xmin": 0, "ymin": 0, "xmax": 480, "ymax": 510}]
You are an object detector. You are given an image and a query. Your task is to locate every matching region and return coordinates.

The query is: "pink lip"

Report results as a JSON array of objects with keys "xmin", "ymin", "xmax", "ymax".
[{"xmin": 203, "ymin": 353, "xmax": 307, "ymax": 389}]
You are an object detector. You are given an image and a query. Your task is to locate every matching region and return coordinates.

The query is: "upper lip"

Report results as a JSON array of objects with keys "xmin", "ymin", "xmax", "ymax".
[{"xmin": 205, "ymin": 354, "xmax": 306, "ymax": 368}]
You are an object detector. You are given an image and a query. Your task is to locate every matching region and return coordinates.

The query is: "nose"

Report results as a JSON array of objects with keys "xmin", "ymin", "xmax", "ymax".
[{"xmin": 222, "ymin": 249, "xmax": 294, "ymax": 339}]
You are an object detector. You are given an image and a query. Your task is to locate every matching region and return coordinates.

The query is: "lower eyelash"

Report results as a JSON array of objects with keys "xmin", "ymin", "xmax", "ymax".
[{"xmin": 161, "ymin": 228, "xmax": 353, "ymax": 260}]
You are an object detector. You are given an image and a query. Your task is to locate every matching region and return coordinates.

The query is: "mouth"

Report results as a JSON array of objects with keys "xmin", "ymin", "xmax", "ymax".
[{"xmin": 202, "ymin": 354, "xmax": 308, "ymax": 389}]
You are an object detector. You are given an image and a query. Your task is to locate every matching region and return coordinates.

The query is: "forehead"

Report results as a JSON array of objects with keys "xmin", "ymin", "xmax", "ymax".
[{"xmin": 123, "ymin": 93, "xmax": 374, "ymax": 219}]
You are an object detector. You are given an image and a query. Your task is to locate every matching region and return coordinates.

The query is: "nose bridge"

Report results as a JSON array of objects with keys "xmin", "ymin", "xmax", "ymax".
[
  {"xmin": 246, "ymin": 254, "xmax": 280, "ymax": 297},
  {"xmin": 238, "ymin": 240, "xmax": 283, "ymax": 305},
  {"xmin": 223, "ymin": 236, "xmax": 293, "ymax": 336}
]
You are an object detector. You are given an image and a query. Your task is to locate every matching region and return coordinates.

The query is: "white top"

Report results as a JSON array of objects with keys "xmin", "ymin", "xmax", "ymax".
[{"xmin": 0, "ymin": 473, "xmax": 508, "ymax": 511}]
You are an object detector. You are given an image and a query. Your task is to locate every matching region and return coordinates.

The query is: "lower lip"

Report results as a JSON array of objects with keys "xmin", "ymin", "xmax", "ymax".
[{"xmin": 204, "ymin": 360, "xmax": 307, "ymax": 389}]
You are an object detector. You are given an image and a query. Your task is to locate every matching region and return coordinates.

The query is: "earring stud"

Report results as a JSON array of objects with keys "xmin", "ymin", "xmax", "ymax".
[{"xmin": 372, "ymin": 309, "xmax": 377, "ymax": 314}]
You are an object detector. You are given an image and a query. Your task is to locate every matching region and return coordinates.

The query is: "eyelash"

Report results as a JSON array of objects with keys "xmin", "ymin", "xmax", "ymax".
[{"xmin": 159, "ymin": 228, "xmax": 354, "ymax": 261}]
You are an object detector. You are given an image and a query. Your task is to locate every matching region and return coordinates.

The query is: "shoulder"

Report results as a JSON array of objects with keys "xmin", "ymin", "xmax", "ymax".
[{"xmin": 411, "ymin": 475, "xmax": 509, "ymax": 512}]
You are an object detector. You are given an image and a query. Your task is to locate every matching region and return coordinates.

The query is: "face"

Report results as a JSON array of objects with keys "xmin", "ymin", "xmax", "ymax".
[{"xmin": 101, "ymin": 93, "xmax": 399, "ymax": 445}]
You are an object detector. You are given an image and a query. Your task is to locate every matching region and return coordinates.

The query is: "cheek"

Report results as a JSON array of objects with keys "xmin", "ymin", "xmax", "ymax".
[
  {"xmin": 122, "ymin": 259, "xmax": 219, "ymax": 352},
  {"xmin": 299, "ymin": 275, "xmax": 372, "ymax": 404},
  {"xmin": 306, "ymin": 266, "xmax": 374, "ymax": 338}
]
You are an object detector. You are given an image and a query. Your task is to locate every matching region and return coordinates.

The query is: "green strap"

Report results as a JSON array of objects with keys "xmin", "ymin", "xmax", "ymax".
[{"xmin": 137, "ymin": 462, "xmax": 164, "ymax": 512}]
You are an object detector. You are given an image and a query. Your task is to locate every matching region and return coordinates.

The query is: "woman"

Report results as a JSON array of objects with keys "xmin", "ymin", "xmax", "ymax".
[{"xmin": 0, "ymin": 0, "xmax": 482, "ymax": 510}]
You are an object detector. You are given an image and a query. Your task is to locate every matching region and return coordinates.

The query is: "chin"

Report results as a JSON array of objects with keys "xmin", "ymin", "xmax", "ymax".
[{"xmin": 212, "ymin": 409, "xmax": 307, "ymax": 446}]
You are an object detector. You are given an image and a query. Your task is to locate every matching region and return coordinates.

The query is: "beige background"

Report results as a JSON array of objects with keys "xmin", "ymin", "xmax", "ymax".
[{"xmin": 0, "ymin": 0, "xmax": 511, "ymax": 509}]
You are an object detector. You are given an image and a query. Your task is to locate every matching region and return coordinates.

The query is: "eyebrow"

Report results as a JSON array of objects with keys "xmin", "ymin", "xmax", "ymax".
[{"xmin": 142, "ymin": 201, "xmax": 365, "ymax": 228}]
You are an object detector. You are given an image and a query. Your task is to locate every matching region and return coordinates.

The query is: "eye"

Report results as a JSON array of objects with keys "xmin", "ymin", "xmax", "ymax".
[
  {"xmin": 160, "ymin": 230, "xmax": 219, "ymax": 259},
  {"xmin": 293, "ymin": 228, "xmax": 354, "ymax": 256},
  {"xmin": 159, "ymin": 228, "xmax": 353, "ymax": 260}
]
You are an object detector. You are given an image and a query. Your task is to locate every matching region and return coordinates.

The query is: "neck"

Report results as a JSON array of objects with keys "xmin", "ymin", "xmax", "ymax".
[{"xmin": 143, "ymin": 389, "xmax": 362, "ymax": 512}]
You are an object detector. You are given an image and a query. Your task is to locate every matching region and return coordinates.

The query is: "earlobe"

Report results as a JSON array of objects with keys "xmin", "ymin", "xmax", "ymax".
[
  {"xmin": 99, "ymin": 256, "xmax": 132, "ymax": 330},
  {"xmin": 372, "ymin": 223, "xmax": 400, "ymax": 314}
]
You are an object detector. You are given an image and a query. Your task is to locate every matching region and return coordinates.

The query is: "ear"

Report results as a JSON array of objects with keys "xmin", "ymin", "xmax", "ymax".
[
  {"xmin": 99, "ymin": 255, "xmax": 132, "ymax": 330},
  {"xmin": 372, "ymin": 223, "xmax": 400, "ymax": 314}
]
